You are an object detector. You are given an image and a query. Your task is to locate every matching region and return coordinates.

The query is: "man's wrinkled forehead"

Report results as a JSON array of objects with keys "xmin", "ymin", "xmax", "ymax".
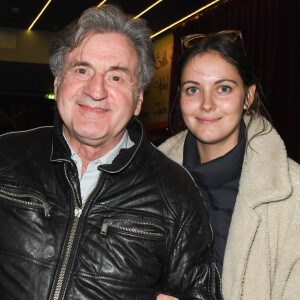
[{"xmin": 64, "ymin": 32, "xmax": 138, "ymax": 73}]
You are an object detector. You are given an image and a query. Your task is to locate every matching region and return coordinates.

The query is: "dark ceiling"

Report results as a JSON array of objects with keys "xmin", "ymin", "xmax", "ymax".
[{"xmin": 0, "ymin": 0, "xmax": 213, "ymax": 34}]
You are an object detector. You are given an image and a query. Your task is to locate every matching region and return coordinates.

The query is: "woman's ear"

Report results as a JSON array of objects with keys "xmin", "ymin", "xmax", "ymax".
[{"xmin": 244, "ymin": 84, "xmax": 256, "ymax": 110}]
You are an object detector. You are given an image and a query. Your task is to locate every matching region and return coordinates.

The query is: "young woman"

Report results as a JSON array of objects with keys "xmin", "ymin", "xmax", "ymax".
[{"xmin": 158, "ymin": 31, "xmax": 300, "ymax": 299}]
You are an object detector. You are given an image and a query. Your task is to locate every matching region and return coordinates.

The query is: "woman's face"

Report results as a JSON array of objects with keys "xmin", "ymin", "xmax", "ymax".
[{"xmin": 180, "ymin": 51, "xmax": 255, "ymax": 155}]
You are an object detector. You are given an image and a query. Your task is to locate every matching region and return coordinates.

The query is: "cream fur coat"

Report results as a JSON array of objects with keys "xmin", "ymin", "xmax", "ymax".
[{"xmin": 158, "ymin": 116, "xmax": 300, "ymax": 299}]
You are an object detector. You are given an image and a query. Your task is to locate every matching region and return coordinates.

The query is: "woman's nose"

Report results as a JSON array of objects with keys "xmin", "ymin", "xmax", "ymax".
[{"xmin": 200, "ymin": 92, "xmax": 216, "ymax": 112}]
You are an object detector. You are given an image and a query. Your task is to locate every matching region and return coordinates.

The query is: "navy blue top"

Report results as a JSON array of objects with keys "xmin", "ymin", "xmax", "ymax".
[{"xmin": 183, "ymin": 121, "xmax": 246, "ymax": 274}]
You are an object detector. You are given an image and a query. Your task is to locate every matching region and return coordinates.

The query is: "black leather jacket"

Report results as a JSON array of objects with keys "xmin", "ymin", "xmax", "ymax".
[{"xmin": 0, "ymin": 117, "xmax": 221, "ymax": 300}]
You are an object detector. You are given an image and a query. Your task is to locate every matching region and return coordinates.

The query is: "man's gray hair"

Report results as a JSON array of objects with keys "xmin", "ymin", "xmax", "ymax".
[{"xmin": 49, "ymin": 5, "xmax": 155, "ymax": 91}]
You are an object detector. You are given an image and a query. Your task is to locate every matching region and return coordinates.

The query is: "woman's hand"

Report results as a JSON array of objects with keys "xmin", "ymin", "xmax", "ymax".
[{"xmin": 156, "ymin": 294, "xmax": 179, "ymax": 300}]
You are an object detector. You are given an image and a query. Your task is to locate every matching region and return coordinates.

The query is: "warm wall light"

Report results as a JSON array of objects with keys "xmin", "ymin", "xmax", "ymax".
[
  {"xmin": 97, "ymin": 0, "xmax": 107, "ymax": 8},
  {"xmin": 150, "ymin": 0, "xmax": 222, "ymax": 39},
  {"xmin": 27, "ymin": 0, "xmax": 52, "ymax": 30},
  {"xmin": 134, "ymin": 0, "xmax": 163, "ymax": 19}
]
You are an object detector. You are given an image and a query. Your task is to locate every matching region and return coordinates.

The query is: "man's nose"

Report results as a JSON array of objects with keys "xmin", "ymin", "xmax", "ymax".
[{"xmin": 83, "ymin": 73, "xmax": 108, "ymax": 100}]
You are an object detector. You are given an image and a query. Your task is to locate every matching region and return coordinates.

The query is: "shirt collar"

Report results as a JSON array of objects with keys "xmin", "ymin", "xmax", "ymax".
[{"xmin": 64, "ymin": 130, "xmax": 134, "ymax": 168}]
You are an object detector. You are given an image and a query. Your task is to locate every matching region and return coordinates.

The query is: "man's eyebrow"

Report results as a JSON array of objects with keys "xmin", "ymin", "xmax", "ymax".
[
  {"xmin": 68, "ymin": 62, "xmax": 131, "ymax": 74},
  {"xmin": 68, "ymin": 61, "xmax": 92, "ymax": 69},
  {"xmin": 110, "ymin": 65, "xmax": 131, "ymax": 74}
]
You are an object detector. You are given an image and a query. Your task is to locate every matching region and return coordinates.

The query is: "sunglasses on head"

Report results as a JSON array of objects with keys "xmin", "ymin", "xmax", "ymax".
[{"xmin": 181, "ymin": 30, "xmax": 244, "ymax": 53}]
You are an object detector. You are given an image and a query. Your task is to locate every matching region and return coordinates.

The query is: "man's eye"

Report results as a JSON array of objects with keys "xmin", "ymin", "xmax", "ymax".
[
  {"xmin": 76, "ymin": 68, "xmax": 87, "ymax": 75},
  {"xmin": 106, "ymin": 71, "xmax": 129, "ymax": 85},
  {"xmin": 186, "ymin": 87, "xmax": 198, "ymax": 94},
  {"xmin": 112, "ymin": 76, "xmax": 121, "ymax": 81}
]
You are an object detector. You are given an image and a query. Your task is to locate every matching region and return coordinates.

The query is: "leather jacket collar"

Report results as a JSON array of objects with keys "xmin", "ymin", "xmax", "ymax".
[{"xmin": 50, "ymin": 110, "xmax": 145, "ymax": 174}]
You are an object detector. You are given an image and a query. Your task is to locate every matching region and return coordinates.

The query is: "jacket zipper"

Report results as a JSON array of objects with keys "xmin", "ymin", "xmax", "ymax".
[
  {"xmin": 52, "ymin": 164, "xmax": 102, "ymax": 300},
  {"xmin": 0, "ymin": 190, "xmax": 51, "ymax": 217},
  {"xmin": 100, "ymin": 218, "xmax": 164, "ymax": 237}
]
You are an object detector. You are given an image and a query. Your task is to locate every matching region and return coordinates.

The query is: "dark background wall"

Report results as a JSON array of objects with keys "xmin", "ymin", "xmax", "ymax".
[
  {"xmin": 0, "ymin": 28, "xmax": 55, "ymax": 132},
  {"xmin": 0, "ymin": 61, "xmax": 55, "ymax": 131},
  {"xmin": 0, "ymin": 0, "xmax": 299, "ymax": 163}
]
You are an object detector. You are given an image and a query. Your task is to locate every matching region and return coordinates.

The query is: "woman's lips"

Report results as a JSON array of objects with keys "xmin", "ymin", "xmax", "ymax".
[{"xmin": 197, "ymin": 117, "xmax": 220, "ymax": 125}]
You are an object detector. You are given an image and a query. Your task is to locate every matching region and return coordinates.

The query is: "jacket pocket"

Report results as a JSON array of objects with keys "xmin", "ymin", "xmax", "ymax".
[
  {"xmin": 100, "ymin": 217, "xmax": 164, "ymax": 240},
  {"xmin": 0, "ymin": 188, "xmax": 51, "ymax": 217},
  {"xmin": 76, "ymin": 216, "xmax": 166, "ymax": 289},
  {"xmin": 0, "ymin": 187, "xmax": 56, "ymax": 261}
]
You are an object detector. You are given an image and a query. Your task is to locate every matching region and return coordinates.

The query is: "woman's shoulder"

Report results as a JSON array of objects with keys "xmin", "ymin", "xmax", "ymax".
[
  {"xmin": 158, "ymin": 130, "xmax": 187, "ymax": 164},
  {"xmin": 159, "ymin": 130, "xmax": 187, "ymax": 151},
  {"xmin": 288, "ymin": 158, "xmax": 300, "ymax": 185}
]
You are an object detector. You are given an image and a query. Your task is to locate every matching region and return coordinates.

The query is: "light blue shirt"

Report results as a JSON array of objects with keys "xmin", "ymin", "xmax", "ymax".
[{"xmin": 65, "ymin": 131, "xmax": 134, "ymax": 204}]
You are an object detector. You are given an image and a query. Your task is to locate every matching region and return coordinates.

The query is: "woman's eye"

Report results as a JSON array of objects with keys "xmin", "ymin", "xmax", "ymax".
[
  {"xmin": 186, "ymin": 87, "xmax": 198, "ymax": 94},
  {"xmin": 218, "ymin": 86, "xmax": 231, "ymax": 93}
]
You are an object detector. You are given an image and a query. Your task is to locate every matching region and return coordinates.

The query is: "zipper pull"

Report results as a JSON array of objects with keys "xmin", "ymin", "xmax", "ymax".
[
  {"xmin": 74, "ymin": 207, "xmax": 82, "ymax": 218},
  {"xmin": 43, "ymin": 202, "xmax": 51, "ymax": 218},
  {"xmin": 101, "ymin": 219, "xmax": 112, "ymax": 235}
]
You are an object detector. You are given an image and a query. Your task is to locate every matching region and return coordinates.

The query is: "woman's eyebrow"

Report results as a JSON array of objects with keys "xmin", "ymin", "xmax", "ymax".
[
  {"xmin": 181, "ymin": 80, "xmax": 200, "ymax": 87},
  {"xmin": 215, "ymin": 79, "xmax": 237, "ymax": 85}
]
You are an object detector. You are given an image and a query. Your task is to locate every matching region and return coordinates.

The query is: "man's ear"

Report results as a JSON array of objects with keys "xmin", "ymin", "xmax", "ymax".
[
  {"xmin": 134, "ymin": 88, "xmax": 144, "ymax": 116},
  {"xmin": 244, "ymin": 84, "xmax": 256, "ymax": 110},
  {"xmin": 54, "ymin": 77, "xmax": 58, "ymax": 101}
]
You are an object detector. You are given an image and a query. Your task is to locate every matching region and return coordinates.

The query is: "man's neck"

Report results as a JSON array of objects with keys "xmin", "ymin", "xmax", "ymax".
[
  {"xmin": 63, "ymin": 128, "xmax": 134, "ymax": 176},
  {"xmin": 75, "ymin": 146, "xmax": 107, "ymax": 176}
]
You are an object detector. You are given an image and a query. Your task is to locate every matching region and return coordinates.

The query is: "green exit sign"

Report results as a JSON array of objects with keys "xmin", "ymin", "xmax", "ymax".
[{"xmin": 45, "ymin": 93, "xmax": 55, "ymax": 100}]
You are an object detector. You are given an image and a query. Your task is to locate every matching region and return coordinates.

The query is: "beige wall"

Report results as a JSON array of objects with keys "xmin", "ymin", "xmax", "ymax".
[
  {"xmin": 0, "ymin": 27, "xmax": 55, "ymax": 64},
  {"xmin": 139, "ymin": 32, "xmax": 174, "ymax": 131}
]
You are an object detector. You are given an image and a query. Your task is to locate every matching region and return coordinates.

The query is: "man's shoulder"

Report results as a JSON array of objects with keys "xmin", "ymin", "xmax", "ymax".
[
  {"xmin": 147, "ymin": 145, "xmax": 207, "ymax": 225},
  {"xmin": 0, "ymin": 126, "xmax": 53, "ymax": 145},
  {"xmin": 0, "ymin": 126, "xmax": 53, "ymax": 169},
  {"xmin": 151, "ymin": 144, "xmax": 199, "ymax": 196}
]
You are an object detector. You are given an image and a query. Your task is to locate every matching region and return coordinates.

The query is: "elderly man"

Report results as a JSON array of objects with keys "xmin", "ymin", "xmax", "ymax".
[{"xmin": 0, "ymin": 5, "xmax": 221, "ymax": 300}]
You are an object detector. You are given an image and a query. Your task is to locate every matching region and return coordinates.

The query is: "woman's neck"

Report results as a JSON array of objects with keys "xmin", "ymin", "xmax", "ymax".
[{"xmin": 197, "ymin": 138, "xmax": 239, "ymax": 163}]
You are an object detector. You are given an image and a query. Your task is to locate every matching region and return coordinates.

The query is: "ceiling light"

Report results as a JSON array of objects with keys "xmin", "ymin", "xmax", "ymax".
[
  {"xmin": 134, "ymin": 0, "xmax": 163, "ymax": 19},
  {"xmin": 27, "ymin": 0, "xmax": 52, "ymax": 31},
  {"xmin": 97, "ymin": 0, "xmax": 108, "ymax": 8},
  {"xmin": 150, "ymin": 0, "xmax": 222, "ymax": 39}
]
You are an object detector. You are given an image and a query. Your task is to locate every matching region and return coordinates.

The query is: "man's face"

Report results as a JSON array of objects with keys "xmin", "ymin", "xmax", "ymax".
[{"xmin": 54, "ymin": 32, "xmax": 143, "ymax": 152}]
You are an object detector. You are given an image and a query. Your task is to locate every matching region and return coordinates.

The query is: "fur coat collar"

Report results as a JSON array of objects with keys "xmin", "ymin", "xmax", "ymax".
[{"xmin": 159, "ymin": 115, "xmax": 300, "ymax": 299}]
